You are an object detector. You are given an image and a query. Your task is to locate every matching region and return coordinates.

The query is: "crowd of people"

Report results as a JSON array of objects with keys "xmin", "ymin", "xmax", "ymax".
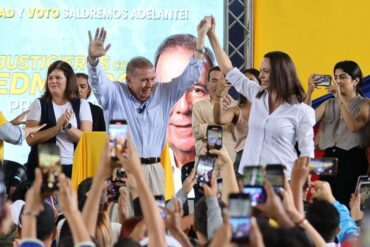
[{"xmin": 0, "ymin": 15, "xmax": 369, "ymax": 247}]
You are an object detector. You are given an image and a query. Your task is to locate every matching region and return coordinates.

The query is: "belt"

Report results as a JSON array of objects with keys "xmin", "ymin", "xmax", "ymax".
[{"xmin": 140, "ymin": 157, "xmax": 161, "ymax": 165}]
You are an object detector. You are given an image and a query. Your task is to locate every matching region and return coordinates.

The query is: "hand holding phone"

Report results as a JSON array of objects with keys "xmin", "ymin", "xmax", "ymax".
[
  {"xmin": 154, "ymin": 195, "xmax": 168, "ymax": 218},
  {"xmin": 229, "ymin": 193, "xmax": 251, "ymax": 243},
  {"xmin": 38, "ymin": 144, "xmax": 62, "ymax": 196},
  {"xmin": 315, "ymin": 75, "xmax": 332, "ymax": 87},
  {"xmin": 207, "ymin": 125, "xmax": 223, "ymax": 150},
  {"xmin": 108, "ymin": 120, "xmax": 128, "ymax": 161},
  {"xmin": 359, "ymin": 182, "xmax": 370, "ymax": 211},
  {"xmin": 309, "ymin": 158, "xmax": 338, "ymax": 176},
  {"xmin": 195, "ymin": 155, "xmax": 216, "ymax": 186}
]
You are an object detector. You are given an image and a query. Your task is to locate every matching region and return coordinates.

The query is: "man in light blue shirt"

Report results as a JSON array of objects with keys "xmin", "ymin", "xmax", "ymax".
[{"xmin": 86, "ymin": 22, "xmax": 209, "ymax": 195}]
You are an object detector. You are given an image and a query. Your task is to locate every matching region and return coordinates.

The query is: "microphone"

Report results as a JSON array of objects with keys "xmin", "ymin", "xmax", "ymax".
[{"xmin": 137, "ymin": 104, "xmax": 147, "ymax": 114}]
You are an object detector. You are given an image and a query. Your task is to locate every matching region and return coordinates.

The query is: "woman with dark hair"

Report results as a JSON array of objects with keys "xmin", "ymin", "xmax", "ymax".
[
  {"xmin": 25, "ymin": 60, "xmax": 92, "ymax": 180},
  {"xmin": 205, "ymin": 16, "xmax": 315, "ymax": 176},
  {"xmin": 213, "ymin": 68, "xmax": 261, "ymax": 173},
  {"xmin": 305, "ymin": 60, "xmax": 370, "ymax": 207}
]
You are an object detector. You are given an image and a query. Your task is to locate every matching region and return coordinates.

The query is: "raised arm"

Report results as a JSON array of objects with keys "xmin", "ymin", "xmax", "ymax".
[
  {"xmin": 213, "ymin": 83, "xmax": 237, "ymax": 124},
  {"xmin": 82, "ymin": 139, "xmax": 112, "ymax": 237},
  {"xmin": 57, "ymin": 175, "xmax": 94, "ymax": 245},
  {"xmin": 209, "ymin": 148, "xmax": 239, "ymax": 203},
  {"xmin": 206, "ymin": 16, "xmax": 233, "ymax": 74},
  {"xmin": 117, "ymin": 137, "xmax": 166, "ymax": 247},
  {"xmin": 161, "ymin": 18, "xmax": 209, "ymax": 105},
  {"xmin": 87, "ymin": 27, "xmax": 117, "ymax": 108}
]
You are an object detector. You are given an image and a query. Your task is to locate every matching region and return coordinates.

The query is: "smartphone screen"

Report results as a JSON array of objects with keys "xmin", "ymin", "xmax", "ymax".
[
  {"xmin": 229, "ymin": 193, "xmax": 251, "ymax": 243},
  {"xmin": 243, "ymin": 186, "xmax": 266, "ymax": 206},
  {"xmin": 243, "ymin": 166, "xmax": 264, "ymax": 186},
  {"xmin": 265, "ymin": 164, "xmax": 284, "ymax": 188},
  {"xmin": 195, "ymin": 155, "xmax": 216, "ymax": 186},
  {"xmin": 207, "ymin": 125, "xmax": 223, "ymax": 150},
  {"xmin": 38, "ymin": 144, "xmax": 61, "ymax": 195},
  {"xmin": 108, "ymin": 119, "xmax": 128, "ymax": 161},
  {"xmin": 316, "ymin": 75, "xmax": 331, "ymax": 86},
  {"xmin": 309, "ymin": 158, "xmax": 338, "ymax": 176},
  {"xmin": 359, "ymin": 182, "xmax": 370, "ymax": 211},
  {"xmin": 154, "ymin": 195, "xmax": 167, "ymax": 218}
]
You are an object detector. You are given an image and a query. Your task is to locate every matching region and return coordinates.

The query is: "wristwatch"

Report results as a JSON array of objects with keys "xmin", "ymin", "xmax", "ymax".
[
  {"xmin": 195, "ymin": 47, "xmax": 205, "ymax": 54},
  {"xmin": 63, "ymin": 123, "xmax": 72, "ymax": 132}
]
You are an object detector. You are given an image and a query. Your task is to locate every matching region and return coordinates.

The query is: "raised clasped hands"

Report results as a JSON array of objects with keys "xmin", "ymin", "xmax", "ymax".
[{"xmin": 197, "ymin": 16, "xmax": 212, "ymax": 37}]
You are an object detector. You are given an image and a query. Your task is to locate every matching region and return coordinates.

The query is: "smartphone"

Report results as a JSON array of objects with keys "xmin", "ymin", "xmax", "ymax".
[
  {"xmin": 195, "ymin": 155, "xmax": 216, "ymax": 186},
  {"xmin": 107, "ymin": 168, "xmax": 126, "ymax": 202},
  {"xmin": 355, "ymin": 175, "xmax": 369, "ymax": 193},
  {"xmin": 154, "ymin": 195, "xmax": 167, "ymax": 218},
  {"xmin": 316, "ymin": 74, "xmax": 332, "ymax": 86},
  {"xmin": 38, "ymin": 144, "xmax": 62, "ymax": 196},
  {"xmin": 229, "ymin": 193, "xmax": 251, "ymax": 243},
  {"xmin": 243, "ymin": 186, "xmax": 266, "ymax": 206},
  {"xmin": 308, "ymin": 158, "xmax": 338, "ymax": 176},
  {"xmin": 359, "ymin": 182, "xmax": 370, "ymax": 211},
  {"xmin": 0, "ymin": 169, "xmax": 6, "ymax": 219},
  {"xmin": 108, "ymin": 119, "xmax": 128, "ymax": 161},
  {"xmin": 265, "ymin": 164, "xmax": 284, "ymax": 189},
  {"xmin": 207, "ymin": 125, "xmax": 223, "ymax": 150},
  {"xmin": 243, "ymin": 166, "xmax": 264, "ymax": 186}
]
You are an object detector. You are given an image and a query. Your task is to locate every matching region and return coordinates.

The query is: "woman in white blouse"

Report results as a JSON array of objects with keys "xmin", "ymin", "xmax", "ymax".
[
  {"xmin": 25, "ymin": 61, "xmax": 92, "ymax": 180},
  {"xmin": 205, "ymin": 16, "xmax": 315, "ymax": 176}
]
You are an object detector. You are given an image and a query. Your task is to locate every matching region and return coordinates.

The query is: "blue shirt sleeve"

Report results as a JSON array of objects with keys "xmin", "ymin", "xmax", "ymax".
[
  {"xmin": 0, "ymin": 122, "xmax": 23, "ymax": 145},
  {"xmin": 159, "ymin": 56, "xmax": 204, "ymax": 106},
  {"xmin": 332, "ymin": 201, "xmax": 359, "ymax": 242}
]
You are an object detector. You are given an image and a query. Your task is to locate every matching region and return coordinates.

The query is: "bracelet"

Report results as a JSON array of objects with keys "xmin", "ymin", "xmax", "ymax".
[
  {"xmin": 295, "ymin": 217, "xmax": 308, "ymax": 227},
  {"xmin": 22, "ymin": 211, "xmax": 39, "ymax": 217}
]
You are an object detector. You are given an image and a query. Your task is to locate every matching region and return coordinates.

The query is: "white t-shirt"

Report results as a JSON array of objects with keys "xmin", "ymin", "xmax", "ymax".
[{"xmin": 27, "ymin": 98, "xmax": 92, "ymax": 165}]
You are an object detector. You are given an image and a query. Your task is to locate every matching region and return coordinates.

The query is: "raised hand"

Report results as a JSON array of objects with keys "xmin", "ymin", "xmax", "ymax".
[
  {"xmin": 116, "ymin": 135, "xmax": 142, "ymax": 177},
  {"xmin": 202, "ymin": 171, "xmax": 218, "ymax": 198},
  {"xmin": 307, "ymin": 73, "xmax": 324, "ymax": 91},
  {"xmin": 55, "ymin": 174, "xmax": 78, "ymax": 216},
  {"xmin": 209, "ymin": 147, "xmax": 233, "ymax": 170},
  {"xmin": 10, "ymin": 110, "xmax": 29, "ymax": 125},
  {"xmin": 88, "ymin": 27, "xmax": 111, "ymax": 63},
  {"xmin": 197, "ymin": 16, "xmax": 212, "ymax": 38},
  {"xmin": 291, "ymin": 156, "xmax": 309, "ymax": 187},
  {"xmin": 182, "ymin": 168, "xmax": 196, "ymax": 194},
  {"xmin": 209, "ymin": 15, "xmax": 216, "ymax": 36},
  {"xmin": 215, "ymin": 82, "xmax": 231, "ymax": 98},
  {"xmin": 310, "ymin": 180, "xmax": 336, "ymax": 203},
  {"xmin": 327, "ymin": 78, "xmax": 343, "ymax": 102}
]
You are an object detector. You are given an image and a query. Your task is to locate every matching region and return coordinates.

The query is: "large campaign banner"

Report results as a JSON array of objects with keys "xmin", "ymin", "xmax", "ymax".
[{"xmin": 0, "ymin": 0, "xmax": 224, "ymax": 164}]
